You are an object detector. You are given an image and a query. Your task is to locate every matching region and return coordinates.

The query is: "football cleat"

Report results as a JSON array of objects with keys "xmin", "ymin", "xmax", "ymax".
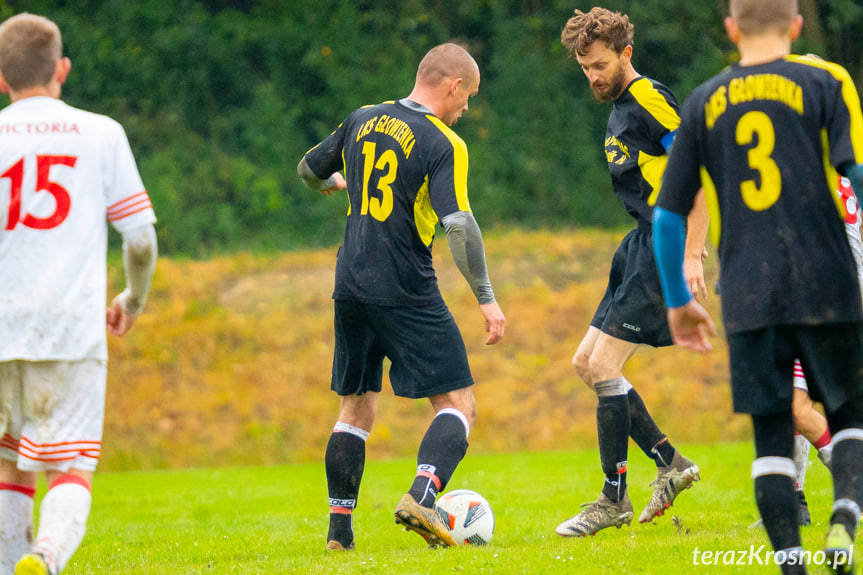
[
  {"xmin": 797, "ymin": 491, "xmax": 812, "ymax": 526},
  {"xmin": 638, "ymin": 450, "xmax": 700, "ymax": 523},
  {"xmin": 555, "ymin": 492, "xmax": 633, "ymax": 537},
  {"xmin": 824, "ymin": 523, "xmax": 856, "ymax": 574},
  {"xmin": 14, "ymin": 553, "xmax": 49, "ymax": 575},
  {"xmin": 325, "ymin": 539, "xmax": 354, "ymax": 551},
  {"xmin": 394, "ymin": 493, "xmax": 457, "ymax": 547}
]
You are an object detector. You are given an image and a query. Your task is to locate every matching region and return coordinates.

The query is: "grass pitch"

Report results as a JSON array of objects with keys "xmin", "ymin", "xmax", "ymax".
[{"xmin": 62, "ymin": 442, "xmax": 837, "ymax": 574}]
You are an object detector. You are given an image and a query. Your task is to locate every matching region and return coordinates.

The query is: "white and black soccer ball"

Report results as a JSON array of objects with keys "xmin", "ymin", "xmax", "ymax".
[{"xmin": 435, "ymin": 489, "xmax": 495, "ymax": 545}]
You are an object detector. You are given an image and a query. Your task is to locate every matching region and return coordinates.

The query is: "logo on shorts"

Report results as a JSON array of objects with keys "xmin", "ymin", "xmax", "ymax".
[{"xmin": 622, "ymin": 323, "xmax": 641, "ymax": 332}]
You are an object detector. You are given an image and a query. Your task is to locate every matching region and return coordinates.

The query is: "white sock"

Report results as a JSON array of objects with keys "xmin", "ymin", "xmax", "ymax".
[
  {"xmin": 792, "ymin": 434, "xmax": 810, "ymax": 491},
  {"xmin": 34, "ymin": 478, "xmax": 92, "ymax": 574},
  {"xmin": 0, "ymin": 484, "xmax": 35, "ymax": 574}
]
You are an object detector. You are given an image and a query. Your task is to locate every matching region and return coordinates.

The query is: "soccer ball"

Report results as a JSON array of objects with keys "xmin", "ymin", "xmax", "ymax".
[{"xmin": 435, "ymin": 489, "xmax": 495, "ymax": 545}]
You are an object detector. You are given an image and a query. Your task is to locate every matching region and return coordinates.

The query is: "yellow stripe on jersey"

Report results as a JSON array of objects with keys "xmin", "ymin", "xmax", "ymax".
[
  {"xmin": 700, "ymin": 166, "xmax": 722, "ymax": 248},
  {"xmin": 343, "ymin": 148, "xmax": 353, "ymax": 216},
  {"xmin": 414, "ymin": 176, "xmax": 437, "ymax": 247},
  {"xmin": 629, "ymin": 78, "xmax": 681, "ymax": 131},
  {"xmin": 821, "ymin": 129, "xmax": 847, "ymax": 219},
  {"xmin": 788, "ymin": 55, "xmax": 863, "ymax": 163},
  {"xmin": 425, "ymin": 115, "xmax": 472, "ymax": 212},
  {"xmin": 639, "ymin": 150, "xmax": 669, "ymax": 206}
]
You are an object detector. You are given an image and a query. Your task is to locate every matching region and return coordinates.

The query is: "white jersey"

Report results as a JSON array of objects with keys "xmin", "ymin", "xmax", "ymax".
[{"xmin": 0, "ymin": 97, "xmax": 156, "ymax": 361}]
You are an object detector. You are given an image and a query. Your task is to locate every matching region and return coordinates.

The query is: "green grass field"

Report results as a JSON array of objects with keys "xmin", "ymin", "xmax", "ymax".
[{"xmin": 57, "ymin": 441, "xmax": 842, "ymax": 575}]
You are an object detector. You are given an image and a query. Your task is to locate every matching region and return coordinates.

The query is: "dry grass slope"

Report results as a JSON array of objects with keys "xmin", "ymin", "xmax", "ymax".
[{"xmin": 104, "ymin": 228, "xmax": 748, "ymax": 470}]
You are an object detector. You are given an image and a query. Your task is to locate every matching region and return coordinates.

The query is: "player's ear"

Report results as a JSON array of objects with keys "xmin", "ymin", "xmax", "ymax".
[
  {"xmin": 621, "ymin": 44, "xmax": 633, "ymax": 65},
  {"xmin": 0, "ymin": 70, "xmax": 9, "ymax": 95},
  {"xmin": 789, "ymin": 14, "xmax": 803, "ymax": 41},
  {"xmin": 449, "ymin": 76, "xmax": 463, "ymax": 96},
  {"xmin": 56, "ymin": 57, "xmax": 71, "ymax": 85},
  {"xmin": 724, "ymin": 16, "xmax": 740, "ymax": 44}
]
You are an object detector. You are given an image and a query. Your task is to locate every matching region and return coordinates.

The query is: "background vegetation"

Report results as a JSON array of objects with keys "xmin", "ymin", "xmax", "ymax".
[
  {"xmin": 2, "ymin": 0, "xmax": 861, "ymax": 256},
  {"xmin": 102, "ymin": 229, "xmax": 738, "ymax": 471}
]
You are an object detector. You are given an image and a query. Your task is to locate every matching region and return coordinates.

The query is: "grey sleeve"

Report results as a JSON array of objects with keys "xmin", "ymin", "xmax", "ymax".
[
  {"xmin": 441, "ymin": 211, "xmax": 495, "ymax": 304},
  {"xmin": 118, "ymin": 223, "xmax": 158, "ymax": 315},
  {"xmin": 297, "ymin": 157, "xmax": 338, "ymax": 191}
]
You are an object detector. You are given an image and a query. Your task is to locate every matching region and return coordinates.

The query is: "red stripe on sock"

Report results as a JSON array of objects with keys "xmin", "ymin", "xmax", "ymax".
[
  {"xmin": 0, "ymin": 482, "xmax": 36, "ymax": 498},
  {"xmin": 330, "ymin": 506, "xmax": 353, "ymax": 515},
  {"xmin": 815, "ymin": 429, "xmax": 832, "ymax": 450},
  {"xmin": 616, "ymin": 465, "xmax": 627, "ymax": 475},
  {"xmin": 49, "ymin": 474, "xmax": 91, "ymax": 492},
  {"xmin": 417, "ymin": 470, "xmax": 442, "ymax": 490}
]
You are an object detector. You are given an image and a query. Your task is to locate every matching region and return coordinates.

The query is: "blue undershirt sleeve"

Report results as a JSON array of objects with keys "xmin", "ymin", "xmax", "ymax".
[
  {"xmin": 660, "ymin": 130, "xmax": 677, "ymax": 153},
  {"xmin": 847, "ymin": 163, "xmax": 863, "ymax": 198},
  {"xmin": 653, "ymin": 207, "xmax": 691, "ymax": 308}
]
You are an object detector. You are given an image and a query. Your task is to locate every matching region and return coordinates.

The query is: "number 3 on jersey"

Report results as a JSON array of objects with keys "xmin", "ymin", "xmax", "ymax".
[
  {"xmin": 736, "ymin": 111, "xmax": 781, "ymax": 211},
  {"xmin": 2, "ymin": 155, "xmax": 77, "ymax": 230},
  {"xmin": 360, "ymin": 141, "xmax": 395, "ymax": 221}
]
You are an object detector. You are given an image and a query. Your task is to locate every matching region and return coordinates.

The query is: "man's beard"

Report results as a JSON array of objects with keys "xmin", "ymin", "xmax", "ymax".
[{"xmin": 591, "ymin": 66, "xmax": 626, "ymax": 102}]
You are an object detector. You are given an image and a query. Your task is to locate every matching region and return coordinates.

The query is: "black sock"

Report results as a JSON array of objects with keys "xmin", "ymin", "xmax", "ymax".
[
  {"xmin": 627, "ymin": 388, "xmax": 674, "ymax": 466},
  {"xmin": 826, "ymin": 401, "xmax": 863, "ymax": 536},
  {"xmin": 755, "ymin": 474, "xmax": 801, "ymax": 554},
  {"xmin": 829, "ymin": 433, "xmax": 863, "ymax": 536},
  {"xmin": 597, "ymin": 393, "xmax": 630, "ymax": 502},
  {"xmin": 752, "ymin": 413, "xmax": 801, "ymax": 555},
  {"xmin": 325, "ymin": 430, "xmax": 366, "ymax": 546},
  {"xmin": 409, "ymin": 412, "xmax": 469, "ymax": 507}
]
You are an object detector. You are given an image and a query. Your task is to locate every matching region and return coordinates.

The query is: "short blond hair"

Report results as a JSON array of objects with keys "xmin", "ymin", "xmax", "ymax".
[
  {"xmin": 729, "ymin": 0, "xmax": 798, "ymax": 36},
  {"xmin": 416, "ymin": 43, "xmax": 478, "ymax": 88},
  {"xmin": 0, "ymin": 13, "xmax": 62, "ymax": 90},
  {"xmin": 561, "ymin": 7, "xmax": 634, "ymax": 58}
]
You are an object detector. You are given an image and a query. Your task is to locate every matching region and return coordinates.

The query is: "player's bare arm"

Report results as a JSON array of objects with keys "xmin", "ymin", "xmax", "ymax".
[
  {"xmin": 297, "ymin": 157, "xmax": 346, "ymax": 195},
  {"xmin": 440, "ymin": 211, "xmax": 505, "ymax": 344},
  {"xmin": 107, "ymin": 223, "xmax": 157, "ymax": 337},
  {"xmin": 683, "ymin": 188, "xmax": 709, "ymax": 302}
]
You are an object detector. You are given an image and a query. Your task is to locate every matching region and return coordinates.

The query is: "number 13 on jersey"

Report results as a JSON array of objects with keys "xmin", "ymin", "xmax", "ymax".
[
  {"xmin": 2, "ymin": 154, "xmax": 77, "ymax": 231},
  {"xmin": 358, "ymin": 141, "xmax": 396, "ymax": 222}
]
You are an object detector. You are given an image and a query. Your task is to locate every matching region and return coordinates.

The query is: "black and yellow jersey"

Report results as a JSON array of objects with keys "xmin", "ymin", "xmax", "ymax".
[
  {"xmin": 606, "ymin": 76, "xmax": 681, "ymax": 224},
  {"xmin": 303, "ymin": 99, "xmax": 471, "ymax": 306},
  {"xmin": 657, "ymin": 55, "xmax": 863, "ymax": 334}
]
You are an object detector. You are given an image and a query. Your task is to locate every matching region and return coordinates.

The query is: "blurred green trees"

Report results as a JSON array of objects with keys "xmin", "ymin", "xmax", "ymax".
[{"xmin": 1, "ymin": 0, "xmax": 860, "ymax": 255}]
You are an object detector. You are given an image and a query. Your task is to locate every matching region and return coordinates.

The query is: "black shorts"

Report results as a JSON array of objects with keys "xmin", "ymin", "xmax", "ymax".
[
  {"xmin": 591, "ymin": 225, "xmax": 671, "ymax": 347},
  {"xmin": 331, "ymin": 299, "xmax": 474, "ymax": 399},
  {"xmin": 727, "ymin": 322, "xmax": 863, "ymax": 415}
]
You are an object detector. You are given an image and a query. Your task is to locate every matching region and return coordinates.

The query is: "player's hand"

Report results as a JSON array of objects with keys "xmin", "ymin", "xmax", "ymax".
[
  {"xmin": 479, "ymin": 301, "xmax": 505, "ymax": 345},
  {"xmin": 106, "ymin": 292, "xmax": 140, "ymax": 337},
  {"xmin": 684, "ymin": 248, "xmax": 708, "ymax": 302},
  {"xmin": 667, "ymin": 300, "xmax": 715, "ymax": 353},
  {"xmin": 320, "ymin": 172, "xmax": 347, "ymax": 195}
]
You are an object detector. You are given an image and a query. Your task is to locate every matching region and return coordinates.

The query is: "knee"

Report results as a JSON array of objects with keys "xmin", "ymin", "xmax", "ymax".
[{"xmin": 571, "ymin": 350, "xmax": 592, "ymax": 388}]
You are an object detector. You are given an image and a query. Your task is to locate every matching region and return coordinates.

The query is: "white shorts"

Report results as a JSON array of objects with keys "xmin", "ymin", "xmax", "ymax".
[{"xmin": 0, "ymin": 360, "xmax": 105, "ymax": 472}]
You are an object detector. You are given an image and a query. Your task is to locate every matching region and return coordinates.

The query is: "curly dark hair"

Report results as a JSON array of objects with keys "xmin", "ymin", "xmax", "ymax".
[{"xmin": 560, "ymin": 7, "xmax": 634, "ymax": 58}]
